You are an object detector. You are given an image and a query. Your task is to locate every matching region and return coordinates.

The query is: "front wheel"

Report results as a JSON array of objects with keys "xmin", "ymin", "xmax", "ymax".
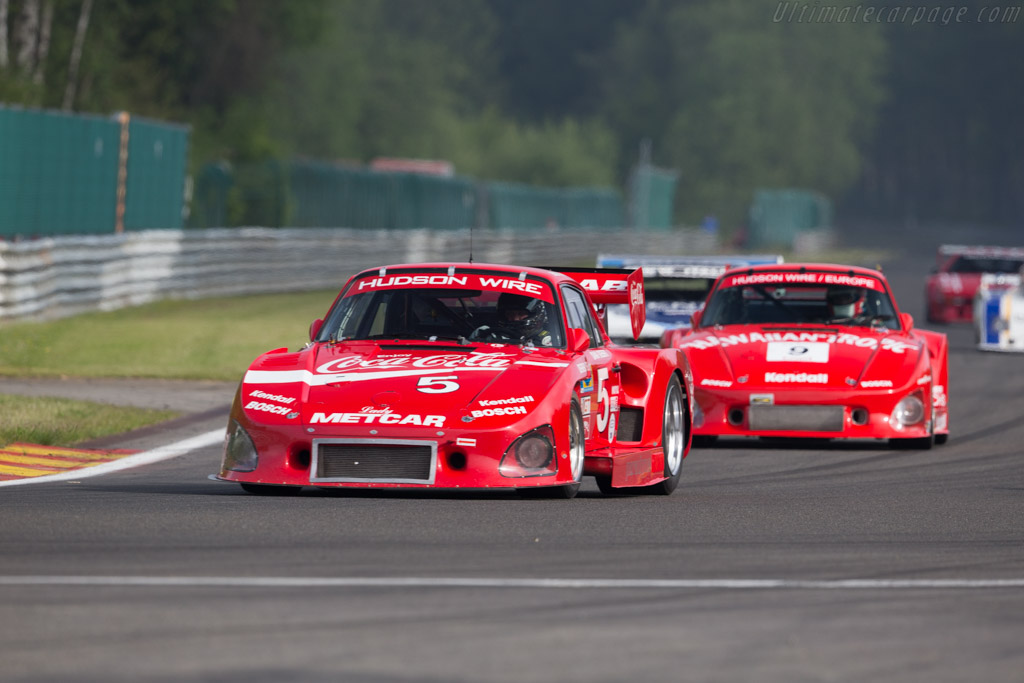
[{"xmin": 239, "ymin": 482, "xmax": 303, "ymax": 496}]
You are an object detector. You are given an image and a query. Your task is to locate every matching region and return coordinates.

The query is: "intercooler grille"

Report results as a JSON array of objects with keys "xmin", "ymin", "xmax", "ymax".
[
  {"xmin": 748, "ymin": 405, "xmax": 844, "ymax": 432},
  {"xmin": 312, "ymin": 440, "xmax": 436, "ymax": 484},
  {"xmin": 617, "ymin": 407, "xmax": 644, "ymax": 442}
]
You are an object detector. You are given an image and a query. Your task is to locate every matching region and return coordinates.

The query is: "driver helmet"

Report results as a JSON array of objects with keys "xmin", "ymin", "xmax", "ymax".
[
  {"xmin": 496, "ymin": 292, "xmax": 546, "ymax": 338},
  {"xmin": 826, "ymin": 286, "xmax": 866, "ymax": 318}
]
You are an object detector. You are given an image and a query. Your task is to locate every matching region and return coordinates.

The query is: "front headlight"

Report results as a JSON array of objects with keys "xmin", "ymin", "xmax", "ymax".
[
  {"xmin": 223, "ymin": 420, "xmax": 259, "ymax": 472},
  {"xmin": 890, "ymin": 395, "xmax": 925, "ymax": 431},
  {"xmin": 499, "ymin": 425, "xmax": 556, "ymax": 478}
]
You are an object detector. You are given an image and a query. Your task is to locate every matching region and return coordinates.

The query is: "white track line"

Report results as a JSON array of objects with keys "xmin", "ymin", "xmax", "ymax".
[
  {"xmin": 0, "ymin": 429, "xmax": 225, "ymax": 487},
  {"xmin": 0, "ymin": 576, "xmax": 1022, "ymax": 589}
]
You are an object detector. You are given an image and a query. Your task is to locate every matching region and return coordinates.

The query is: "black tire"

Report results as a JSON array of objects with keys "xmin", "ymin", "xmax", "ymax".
[
  {"xmin": 240, "ymin": 482, "xmax": 303, "ymax": 496},
  {"xmin": 691, "ymin": 435, "xmax": 718, "ymax": 447},
  {"xmin": 889, "ymin": 435, "xmax": 934, "ymax": 450},
  {"xmin": 642, "ymin": 375, "xmax": 687, "ymax": 495},
  {"xmin": 934, "ymin": 433, "xmax": 949, "ymax": 445}
]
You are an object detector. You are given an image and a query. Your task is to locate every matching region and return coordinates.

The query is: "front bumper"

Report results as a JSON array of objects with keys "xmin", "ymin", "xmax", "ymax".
[{"xmin": 692, "ymin": 386, "xmax": 938, "ymax": 440}]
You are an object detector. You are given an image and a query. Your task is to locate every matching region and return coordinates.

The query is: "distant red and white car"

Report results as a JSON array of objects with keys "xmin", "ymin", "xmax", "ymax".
[
  {"xmin": 925, "ymin": 245, "xmax": 1024, "ymax": 323},
  {"xmin": 669, "ymin": 263, "xmax": 949, "ymax": 449},
  {"xmin": 216, "ymin": 262, "xmax": 693, "ymax": 498}
]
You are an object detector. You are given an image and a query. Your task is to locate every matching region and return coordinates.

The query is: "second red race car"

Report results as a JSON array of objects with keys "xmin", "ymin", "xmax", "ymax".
[
  {"xmin": 669, "ymin": 263, "xmax": 949, "ymax": 449},
  {"xmin": 216, "ymin": 262, "xmax": 694, "ymax": 498},
  {"xmin": 925, "ymin": 244, "xmax": 1024, "ymax": 323}
]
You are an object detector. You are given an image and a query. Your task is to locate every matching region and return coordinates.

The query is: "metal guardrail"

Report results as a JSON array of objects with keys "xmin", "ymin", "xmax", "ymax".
[{"xmin": 0, "ymin": 227, "xmax": 717, "ymax": 322}]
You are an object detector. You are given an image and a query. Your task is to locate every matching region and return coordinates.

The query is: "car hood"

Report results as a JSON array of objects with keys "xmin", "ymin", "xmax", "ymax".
[
  {"xmin": 933, "ymin": 272, "xmax": 981, "ymax": 297},
  {"xmin": 239, "ymin": 342, "xmax": 571, "ymax": 428},
  {"xmin": 678, "ymin": 326, "xmax": 923, "ymax": 390}
]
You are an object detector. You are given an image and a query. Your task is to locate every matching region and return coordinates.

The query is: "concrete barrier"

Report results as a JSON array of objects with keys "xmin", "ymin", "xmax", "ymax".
[{"xmin": 0, "ymin": 226, "xmax": 717, "ymax": 322}]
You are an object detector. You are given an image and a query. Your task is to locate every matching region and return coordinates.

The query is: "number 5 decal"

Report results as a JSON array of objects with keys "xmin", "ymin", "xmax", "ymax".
[
  {"xmin": 417, "ymin": 375, "xmax": 460, "ymax": 394},
  {"xmin": 594, "ymin": 367, "xmax": 611, "ymax": 434}
]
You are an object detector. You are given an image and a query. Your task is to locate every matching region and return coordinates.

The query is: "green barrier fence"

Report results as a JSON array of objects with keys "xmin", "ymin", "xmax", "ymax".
[
  {"xmin": 747, "ymin": 188, "xmax": 833, "ymax": 248},
  {"xmin": 628, "ymin": 165, "xmax": 678, "ymax": 229},
  {"xmin": 0, "ymin": 106, "xmax": 189, "ymax": 238},
  {"xmin": 191, "ymin": 160, "xmax": 627, "ymax": 231}
]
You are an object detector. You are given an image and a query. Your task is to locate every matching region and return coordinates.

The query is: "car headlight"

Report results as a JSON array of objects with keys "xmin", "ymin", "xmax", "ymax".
[
  {"xmin": 890, "ymin": 395, "xmax": 925, "ymax": 431},
  {"xmin": 499, "ymin": 425, "xmax": 556, "ymax": 477},
  {"xmin": 223, "ymin": 420, "xmax": 259, "ymax": 472}
]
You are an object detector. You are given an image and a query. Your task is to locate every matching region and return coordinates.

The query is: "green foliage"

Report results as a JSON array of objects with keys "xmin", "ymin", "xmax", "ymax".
[
  {"xmin": 604, "ymin": 0, "xmax": 886, "ymax": 226},
  {"xmin": 444, "ymin": 110, "xmax": 620, "ymax": 187},
  {"xmin": 2, "ymin": 0, "xmax": 1018, "ymax": 226}
]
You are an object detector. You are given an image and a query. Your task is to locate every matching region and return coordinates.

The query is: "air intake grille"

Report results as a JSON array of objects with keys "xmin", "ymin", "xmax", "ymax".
[
  {"xmin": 313, "ymin": 440, "xmax": 436, "ymax": 483},
  {"xmin": 748, "ymin": 405, "xmax": 844, "ymax": 432},
  {"xmin": 617, "ymin": 407, "xmax": 644, "ymax": 442}
]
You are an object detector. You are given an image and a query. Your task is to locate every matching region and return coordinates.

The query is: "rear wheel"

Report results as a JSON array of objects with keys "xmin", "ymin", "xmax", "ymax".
[{"xmin": 643, "ymin": 375, "xmax": 687, "ymax": 495}]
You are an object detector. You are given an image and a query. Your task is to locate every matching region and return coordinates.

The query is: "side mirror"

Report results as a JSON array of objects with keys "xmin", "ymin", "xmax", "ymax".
[
  {"xmin": 567, "ymin": 327, "xmax": 591, "ymax": 354},
  {"xmin": 309, "ymin": 318, "xmax": 324, "ymax": 341},
  {"xmin": 690, "ymin": 309, "xmax": 703, "ymax": 328},
  {"xmin": 900, "ymin": 312, "xmax": 913, "ymax": 330}
]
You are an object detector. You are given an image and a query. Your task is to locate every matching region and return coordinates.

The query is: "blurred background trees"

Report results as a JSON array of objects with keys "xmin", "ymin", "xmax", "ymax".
[{"xmin": 0, "ymin": 0, "xmax": 1020, "ymax": 227}]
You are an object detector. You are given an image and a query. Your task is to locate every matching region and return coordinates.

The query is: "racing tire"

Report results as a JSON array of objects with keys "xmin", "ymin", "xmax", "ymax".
[
  {"xmin": 518, "ymin": 397, "xmax": 584, "ymax": 499},
  {"xmin": 934, "ymin": 433, "xmax": 949, "ymax": 445},
  {"xmin": 240, "ymin": 482, "xmax": 303, "ymax": 496},
  {"xmin": 691, "ymin": 435, "xmax": 718, "ymax": 447},
  {"xmin": 642, "ymin": 375, "xmax": 687, "ymax": 495}
]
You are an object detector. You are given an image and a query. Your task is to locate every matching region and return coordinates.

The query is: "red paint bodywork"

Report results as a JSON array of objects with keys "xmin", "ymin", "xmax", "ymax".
[
  {"xmin": 925, "ymin": 245, "xmax": 1024, "ymax": 323},
  {"xmin": 667, "ymin": 263, "xmax": 950, "ymax": 445},
  {"xmin": 218, "ymin": 263, "xmax": 693, "ymax": 493}
]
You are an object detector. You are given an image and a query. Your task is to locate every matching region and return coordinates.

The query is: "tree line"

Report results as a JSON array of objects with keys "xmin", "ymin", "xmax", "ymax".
[{"xmin": 1, "ymin": 0, "xmax": 1020, "ymax": 228}]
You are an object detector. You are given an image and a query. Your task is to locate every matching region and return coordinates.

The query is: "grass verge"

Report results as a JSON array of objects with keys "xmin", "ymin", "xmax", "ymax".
[
  {"xmin": 0, "ymin": 289, "xmax": 338, "ymax": 380},
  {"xmin": 0, "ymin": 395, "xmax": 179, "ymax": 446},
  {"xmin": 0, "ymin": 289, "xmax": 337, "ymax": 447}
]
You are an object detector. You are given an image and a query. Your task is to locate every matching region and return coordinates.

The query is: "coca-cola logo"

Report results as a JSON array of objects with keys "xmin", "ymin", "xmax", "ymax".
[{"xmin": 316, "ymin": 353, "xmax": 513, "ymax": 374}]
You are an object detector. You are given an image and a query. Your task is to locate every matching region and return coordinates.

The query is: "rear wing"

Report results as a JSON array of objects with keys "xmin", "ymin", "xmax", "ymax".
[
  {"xmin": 596, "ymin": 254, "xmax": 784, "ymax": 280},
  {"xmin": 938, "ymin": 244, "xmax": 1024, "ymax": 260},
  {"xmin": 549, "ymin": 267, "xmax": 646, "ymax": 341}
]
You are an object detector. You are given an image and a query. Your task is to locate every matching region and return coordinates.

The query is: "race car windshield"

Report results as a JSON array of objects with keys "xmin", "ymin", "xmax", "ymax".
[
  {"xmin": 320, "ymin": 287, "xmax": 566, "ymax": 348},
  {"xmin": 701, "ymin": 282, "xmax": 900, "ymax": 329}
]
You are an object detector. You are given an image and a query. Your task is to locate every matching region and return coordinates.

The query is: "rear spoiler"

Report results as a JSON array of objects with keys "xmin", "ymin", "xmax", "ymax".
[{"xmin": 548, "ymin": 267, "xmax": 646, "ymax": 341}]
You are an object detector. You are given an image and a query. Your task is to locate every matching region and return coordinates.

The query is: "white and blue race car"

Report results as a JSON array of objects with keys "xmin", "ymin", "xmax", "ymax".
[
  {"xmin": 595, "ymin": 254, "xmax": 784, "ymax": 344},
  {"xmin": 974, "ymin": 272, "xmax": 1024, "ymax": 352}
]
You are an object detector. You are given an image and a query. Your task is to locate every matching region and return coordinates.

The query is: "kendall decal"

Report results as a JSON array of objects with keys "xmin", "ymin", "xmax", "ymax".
[
  {"xmin": 478, "ymin": 395, "xmax": 534, "ymax": 407},
  {"xmin": 764, "ymin": 372, "xmax": 828, "ymax": 383},
  {"xmin": 248, "ymin": 390, "xmax": 296, "ymax": 404}
]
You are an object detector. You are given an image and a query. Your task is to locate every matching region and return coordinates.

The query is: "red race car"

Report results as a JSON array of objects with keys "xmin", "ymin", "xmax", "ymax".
[
  {"xmin": 669, "ymin": 263, "xmax": 949, "ymax": 449},
  {"xmin": 217, "ymin": 262, "xmax": 693, "ymax": 498},
  {"xmin": 925, "ymin": 245, "xmax": 1024, "ymax": 323}
]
